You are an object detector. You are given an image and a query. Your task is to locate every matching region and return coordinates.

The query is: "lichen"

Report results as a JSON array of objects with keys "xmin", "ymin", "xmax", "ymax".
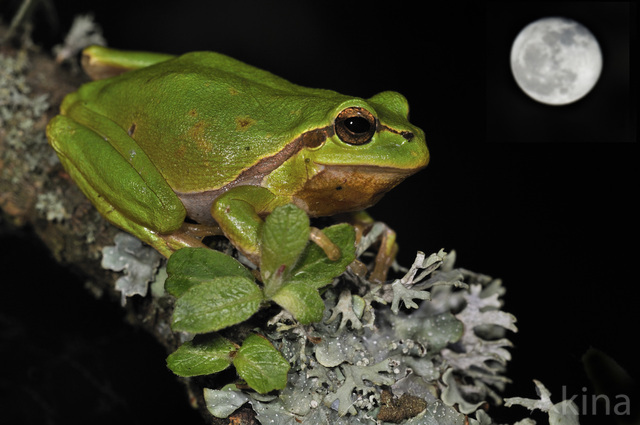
[
  {"xmin": 504, "ymin": 380, "xmax": 580, "ymax": 425},
  {"xmin": 53, "ymin": 15, "xmax": 106, "ymax": 66},
  {"xmin": 35, "ymin": 190, "xmax": 70, "ymax": 221},
  {"xmin": 0, "ymin": 52, "xmax": 52, "ymax": 187},
  {"xmin": 203, "ymin": 249, "xmax": 530, "ymax": 424},
  {"xmin": 326, "ymin": 290, "xmax": 364, "ymax": 331},
  {"xmin": 101, "ymin": 232, "xmax": 163, "ymax": 306}
]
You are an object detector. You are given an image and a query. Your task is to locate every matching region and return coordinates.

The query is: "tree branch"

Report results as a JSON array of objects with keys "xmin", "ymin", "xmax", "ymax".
[{"xmin": 0, "ymin": 26, "xmax": 256, "ymax": 425}]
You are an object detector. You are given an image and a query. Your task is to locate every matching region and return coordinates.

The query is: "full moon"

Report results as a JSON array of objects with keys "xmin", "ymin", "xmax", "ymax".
[{"xmin": 510, "ymin": 17, "xmax": 602, "ymax": 105}]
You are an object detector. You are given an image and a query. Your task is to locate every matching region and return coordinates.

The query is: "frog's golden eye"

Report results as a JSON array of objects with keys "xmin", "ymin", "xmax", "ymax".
[{"xmin": 334, "ymin": 107, "xmax": 376, "ymax": 145}]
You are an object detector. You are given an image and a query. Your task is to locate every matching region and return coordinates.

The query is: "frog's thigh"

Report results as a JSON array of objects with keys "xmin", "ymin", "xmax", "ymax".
[
  {"xmin": 48, "ymin": 115, "xmax": 186, "ymax": 238},
  {"xmin": 56, "ymin": 156, "xmax": 175, "ymax": 254}
]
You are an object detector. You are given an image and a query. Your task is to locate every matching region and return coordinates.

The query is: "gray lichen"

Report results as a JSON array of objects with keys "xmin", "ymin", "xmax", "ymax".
[
  {"xmin": 203, "ymin": 249, "xmax": 533, "ymax": 424},
  {"xmin": 53, "ymin": 14, "xmax": 106, "ymax": 66},
  {"xmin": 35, "ymin": 190, "xmax": 70, "ymax": 221},
  {"xmin": 101, "ymin": 232, "xmax": 163, "ymax": 306},
  {"xmin": 0, "ymin": 52, "xmax": 52, "ymax": 186},
  {"xmin": 0, "ymin": 53, "xmax": 50, "ymax": 119},
  {"xmin": 504, "ymin": 380, "xmax": 580, "ymax": 425}
]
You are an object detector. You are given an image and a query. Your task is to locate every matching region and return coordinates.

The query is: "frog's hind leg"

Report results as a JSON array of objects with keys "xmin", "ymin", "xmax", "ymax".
[
  {"xmin": 47, "ymin": 114, "xmax": 195, "ymax": 257},
  {"xmin": 63, "ymin": 165, "xmax": 204, "ymax": 257}
]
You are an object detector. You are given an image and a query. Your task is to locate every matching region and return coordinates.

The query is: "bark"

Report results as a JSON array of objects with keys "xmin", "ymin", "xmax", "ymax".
[{"xmin": 0, "ymin": 26, "xmax": 256, "ymax": 425}]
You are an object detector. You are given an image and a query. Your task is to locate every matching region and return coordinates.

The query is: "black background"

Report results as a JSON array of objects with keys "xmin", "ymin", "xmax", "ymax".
[{"xmin": 1, "ymin": 1, "xmax": 637, "ymax": 424}]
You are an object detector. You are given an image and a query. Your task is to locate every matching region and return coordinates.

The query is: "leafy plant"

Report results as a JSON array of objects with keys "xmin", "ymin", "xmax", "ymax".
[
  {"xmin": 167, "ymin": 333, "xmax": 290, "ymax": 394},
  {"xmin": 164, "ymin": 204, "xmax": 356, "ymax": 391},
  {"xmin": 166, "ymin": 204, "xmax": 355, "ymax": 331}
]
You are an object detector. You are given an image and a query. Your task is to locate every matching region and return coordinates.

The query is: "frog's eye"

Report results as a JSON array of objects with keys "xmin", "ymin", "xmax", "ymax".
[{"xmin": 334, "ymin": 107, "xmax": 377, "ymax": 145}]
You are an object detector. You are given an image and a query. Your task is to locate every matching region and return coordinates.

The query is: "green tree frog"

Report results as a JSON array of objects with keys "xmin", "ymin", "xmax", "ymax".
[{"xmin": 47, "ymin": 46, "xmax": 429, "ymax": 278}]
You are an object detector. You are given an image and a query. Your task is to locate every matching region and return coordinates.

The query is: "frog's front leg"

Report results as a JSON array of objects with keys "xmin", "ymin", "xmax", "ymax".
[
  {"xmin": 211, "ymin": 186, "xmax": 341, "ymax": 265},
  {"xmin": 347, "ymin": 211, "xmax": 398, "ymax": 283},
  {"xmin": 47, "ymin": 111, "xmax": 203, "ymax": 257},
  {"xmin": 210, "ymin": 186, "xmax": 283, "ymax": 264}
]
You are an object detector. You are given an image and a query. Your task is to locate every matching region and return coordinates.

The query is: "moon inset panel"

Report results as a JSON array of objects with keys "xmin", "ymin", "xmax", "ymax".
[{"xmin": 510, "ymin": 17, "xmax": 602, "ymax": 105}]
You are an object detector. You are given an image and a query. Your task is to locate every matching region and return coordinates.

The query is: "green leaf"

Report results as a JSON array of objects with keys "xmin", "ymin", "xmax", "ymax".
[
  {"xmin": 165, "ymin": 247, "xmax": 255, "ymax": 297},
  {"xmin": 166, "ymin": 333, "xmax": 236, "ymax": 377},
  {"xmin": 172, "ymin": 276, "xmax": 264, "ymax": 333},
  {"xmin": 233, "ymin": 334, "xmax": 290, "ymax": 394},
  {"xmin": 271, "ymin": 282, "xmax": 325, "ymax": 324},
  {"xmin": 260, "ymin": 204, "xmax": 310, "ymax": 294},
  {"xmin": 287, "ymin": 223, "xmax": 356, "ymax": 289}
]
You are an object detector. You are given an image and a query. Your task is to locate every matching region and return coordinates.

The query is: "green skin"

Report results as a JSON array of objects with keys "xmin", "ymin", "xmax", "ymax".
[{"xmin": 47, "ymin": 46, "xmax": 429, "ymax": 264}]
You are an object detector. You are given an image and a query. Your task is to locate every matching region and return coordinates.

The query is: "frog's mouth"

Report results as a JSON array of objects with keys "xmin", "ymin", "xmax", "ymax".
[{"xmin": 292, "ymin": 163, "xmax": 420, "ymax": 217}]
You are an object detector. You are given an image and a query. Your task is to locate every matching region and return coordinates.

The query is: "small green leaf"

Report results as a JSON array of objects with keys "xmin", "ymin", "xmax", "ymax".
[
  {"xmin": 271, "ymin": 282, "xmax": 325, "ymax": 324},
  {"xmin": 172, "ymin": 276, "xmax": 264, "ymax": 333},
  {"xmin": 287, "ymin": 223, "xmax": 356, "ymax": 289},
  {"xmin": 233, "ymin": 334, "xmax": 290, "ymax": 394},
  {"xmin": 166, "ymin": 333, "xmax": 236, "ymax": 377},
  {"xmin": 260, "ymin": 204, "xmax": 310, "ymax": 294},
  {"xmin": 166, "ymin": 247, "xmax": 254, "ymax": 297}
]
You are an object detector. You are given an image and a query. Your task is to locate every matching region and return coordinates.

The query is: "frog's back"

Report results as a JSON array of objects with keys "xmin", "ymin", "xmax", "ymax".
[{"xmin": 74, "ymin": 51, "xmax": 349, "ymax": 193}]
